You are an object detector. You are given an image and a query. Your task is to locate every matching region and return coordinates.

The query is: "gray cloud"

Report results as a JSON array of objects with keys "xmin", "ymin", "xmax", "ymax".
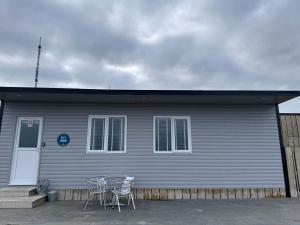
[{"xmin": 0, "ymin": 0, "xmax": 299, "ymax": 111}]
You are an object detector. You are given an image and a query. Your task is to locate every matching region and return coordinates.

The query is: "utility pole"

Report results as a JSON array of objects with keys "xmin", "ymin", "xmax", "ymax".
[{"xmin": 34, "ymin": 37, "xmax": 42, "ymax": 87}]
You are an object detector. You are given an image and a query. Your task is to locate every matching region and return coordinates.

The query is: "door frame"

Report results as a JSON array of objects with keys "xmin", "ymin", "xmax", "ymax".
[{"xmin": 9, "ymin": 116, "xmax": 44, "ymax": 185}]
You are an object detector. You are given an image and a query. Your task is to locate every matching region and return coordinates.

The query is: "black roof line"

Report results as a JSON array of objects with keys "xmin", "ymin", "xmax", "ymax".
[
  {"xmin": 0, "ymin": 86, "xmax": 299, "ymax": 96},
  {"xmin": 280, "ymin": 113, "xmax": 300, "ymax": 116}
]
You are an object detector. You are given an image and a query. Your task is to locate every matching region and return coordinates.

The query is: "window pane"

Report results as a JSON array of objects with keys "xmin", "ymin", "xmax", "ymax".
[
  {"xmin": 175, "ymin": 119, "xmax": 189, "ymax": 150},
  {"xmin": 155, "ymin": 118, "xmax": 171, "ymax": 151},
  {"xmin": 18, "ymin": 120, "xmax": 40, "ymax": 148},
  {"xmin": 108, "ymin": 117, "xmax": 125, "ymax": 151},
  {"xmin": 90, "ymin": 118, "xmax": 105, "ymax": 150}
]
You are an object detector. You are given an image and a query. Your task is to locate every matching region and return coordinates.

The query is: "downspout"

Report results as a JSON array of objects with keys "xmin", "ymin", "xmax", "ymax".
[{"xmin": 275, "ymin": 104, "xmax": 291, "ymax": 197}]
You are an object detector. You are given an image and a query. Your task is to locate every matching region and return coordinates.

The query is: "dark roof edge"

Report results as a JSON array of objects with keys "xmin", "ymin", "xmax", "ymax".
[
  {"xmin": 280, "ymin": 113, "xmax": 300, "ymax": 116},
  {"xmin": 0, "ymin": 86, "xmax": 299, "ymax": 96}
]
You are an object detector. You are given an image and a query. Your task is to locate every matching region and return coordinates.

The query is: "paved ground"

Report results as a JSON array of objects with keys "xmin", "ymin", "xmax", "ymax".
[{"xmin": 0, "ymin": 199, "xmax": 300, "ymax": 225}]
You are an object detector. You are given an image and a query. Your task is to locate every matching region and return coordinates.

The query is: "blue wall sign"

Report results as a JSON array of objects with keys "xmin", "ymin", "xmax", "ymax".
[{"xmin": 57, "ymin": 133, "xmax": 70, "ymax": 147}]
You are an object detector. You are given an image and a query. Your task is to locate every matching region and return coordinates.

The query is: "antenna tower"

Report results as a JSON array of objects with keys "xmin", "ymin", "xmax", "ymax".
[{"xmin": 34, "ymin": 37, "xmax": 42, "ymax": 87}]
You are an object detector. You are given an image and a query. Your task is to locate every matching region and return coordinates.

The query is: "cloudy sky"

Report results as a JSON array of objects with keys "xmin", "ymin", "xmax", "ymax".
[{"xmin": 0, "ymin": 0, "xmax": 299, "ymax": 112}]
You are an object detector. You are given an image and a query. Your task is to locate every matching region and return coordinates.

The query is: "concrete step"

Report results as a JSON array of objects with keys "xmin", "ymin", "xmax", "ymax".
[
  {"xmin": 0, "ymin": 186, "xmax": 37, "ymax": 197},
  {"xmin": 0, "ymin": 195, "xmax": 46, "ymax": 208}
]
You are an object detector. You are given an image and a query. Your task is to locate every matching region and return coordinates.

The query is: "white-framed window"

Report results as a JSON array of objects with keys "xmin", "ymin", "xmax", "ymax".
[
  {"xmin": 86, "ymin": 115, "xmax": 127, "ymax": 153},
  {"xmin": 153, "ymin": 116, "xmax": 192, "ymax": 153}
]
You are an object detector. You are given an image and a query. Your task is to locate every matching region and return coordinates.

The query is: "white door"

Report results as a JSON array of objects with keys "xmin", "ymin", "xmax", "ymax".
[{"xmin": 10, "ymin": 117, "xmax": 43, "ymax": 185}]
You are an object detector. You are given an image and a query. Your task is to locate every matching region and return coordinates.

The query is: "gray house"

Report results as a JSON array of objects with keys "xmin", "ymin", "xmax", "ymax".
[{"xmin": 0, "ymin": 87, "xmax": 299, "ymax": 200}]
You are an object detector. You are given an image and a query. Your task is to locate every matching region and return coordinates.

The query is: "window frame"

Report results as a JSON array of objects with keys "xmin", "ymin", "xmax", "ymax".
[
  {"xmin": 86, "ymin": 115, "xmax": 127, "ymax": 153},
  {"xmin": 153, "ymin": 116, "xmax": 192, "ymax": 153}
]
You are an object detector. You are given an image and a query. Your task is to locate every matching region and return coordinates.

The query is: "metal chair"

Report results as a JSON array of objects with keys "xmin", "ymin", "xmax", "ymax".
[
  {"xmin": 84, "ymin": 177, "xmax": 108, "ymax": 211},
  {"xmin": 111, "ymin": 179, "xmax": 135, "ymax": 212},
  {"xmin": 125, "ymin": 177, "xmax": 135, "ymax": 205}
]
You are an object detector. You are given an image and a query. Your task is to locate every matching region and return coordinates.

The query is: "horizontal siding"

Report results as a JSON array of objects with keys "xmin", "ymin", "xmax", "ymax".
[
  {"xmin": 0, "ymin": 106, "xmax": 16, "ymax": 187},
  {"xmin": 0, "ymin": 102, "xmax": 284, "ymax": 189}
]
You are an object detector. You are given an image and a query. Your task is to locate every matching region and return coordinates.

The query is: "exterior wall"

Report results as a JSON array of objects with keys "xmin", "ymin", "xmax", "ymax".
[
  {"xmin": 0, "ymin": 102, "xmax": 12, "ymax": 187},
  {"xmin": 0, "ymin": 102, "xmax": 284, "ymax": 189},
  {"xmin": 280, "ymin": 114, "xmax": 300, "ymax": 197}
]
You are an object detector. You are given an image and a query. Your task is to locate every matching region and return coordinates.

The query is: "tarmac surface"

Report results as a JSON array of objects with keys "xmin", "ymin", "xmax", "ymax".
[{"xmin": 0, "ymin": 199, "xmax": 300, "ymax": 225}]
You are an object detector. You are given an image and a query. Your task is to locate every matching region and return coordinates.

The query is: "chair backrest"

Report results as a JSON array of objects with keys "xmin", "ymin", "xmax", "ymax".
[
  {"xmin": 86, "ymin": 177, "xmax": 107, "ymax": 193},
  {"xmin": 125, "ymin": 176, "xmax": 135, "ymax": 182},
  {"xmin": 125, "ymin": 177, "xmax": 135, "ymax": 189},
  {"xmin": 115, "ymin": 180, "xmax": 133, "ymax": 195},
  {"xmin": 86, "ymin": 179, "xmax": 98, "ymax": 193},
  {"xmin": 97, "ymin": 179, "xmax": 107, "ymax": 193}
]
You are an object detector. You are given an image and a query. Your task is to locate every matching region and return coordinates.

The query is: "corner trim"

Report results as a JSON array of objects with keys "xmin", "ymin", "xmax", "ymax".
[
  {"xmin": 276, "ymin": 104, "xmax": 291, "ymax": 197},
  {"xmin": 0, "ymin": 101, "xmax": 4, "ymax": 132}
]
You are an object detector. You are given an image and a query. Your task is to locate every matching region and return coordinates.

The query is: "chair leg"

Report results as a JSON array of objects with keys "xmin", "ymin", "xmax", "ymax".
[
  {"xmin": 99, "ymin": 193, "xmax": 102, "ymax": 206},
  {"xmin": 128, "ymin": 195, "xmax": 131, "ymax": 205},
  {"xmin": 103, "ymin": 192, "xmax": 107, "ymax": 211},
  {"xmin": 131, "ymin": 193, "xmax": 136, "ymax": 210},
  {"xmin": 84, "ymin": 193, "xmax": 93, "ymax": 211},
  {"xmin": 112, "ymin": 195, "xmax": 116, "ymax": 208},
  {"xmin": 116, "ymin": 195, "xmax": 121, "ymax": 212}
]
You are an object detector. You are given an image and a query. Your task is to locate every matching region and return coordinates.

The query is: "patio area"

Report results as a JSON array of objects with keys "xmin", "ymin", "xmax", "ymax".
[{"xmin": 1, "ymin": 199, "xmax": 300, "ymax": 225}]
